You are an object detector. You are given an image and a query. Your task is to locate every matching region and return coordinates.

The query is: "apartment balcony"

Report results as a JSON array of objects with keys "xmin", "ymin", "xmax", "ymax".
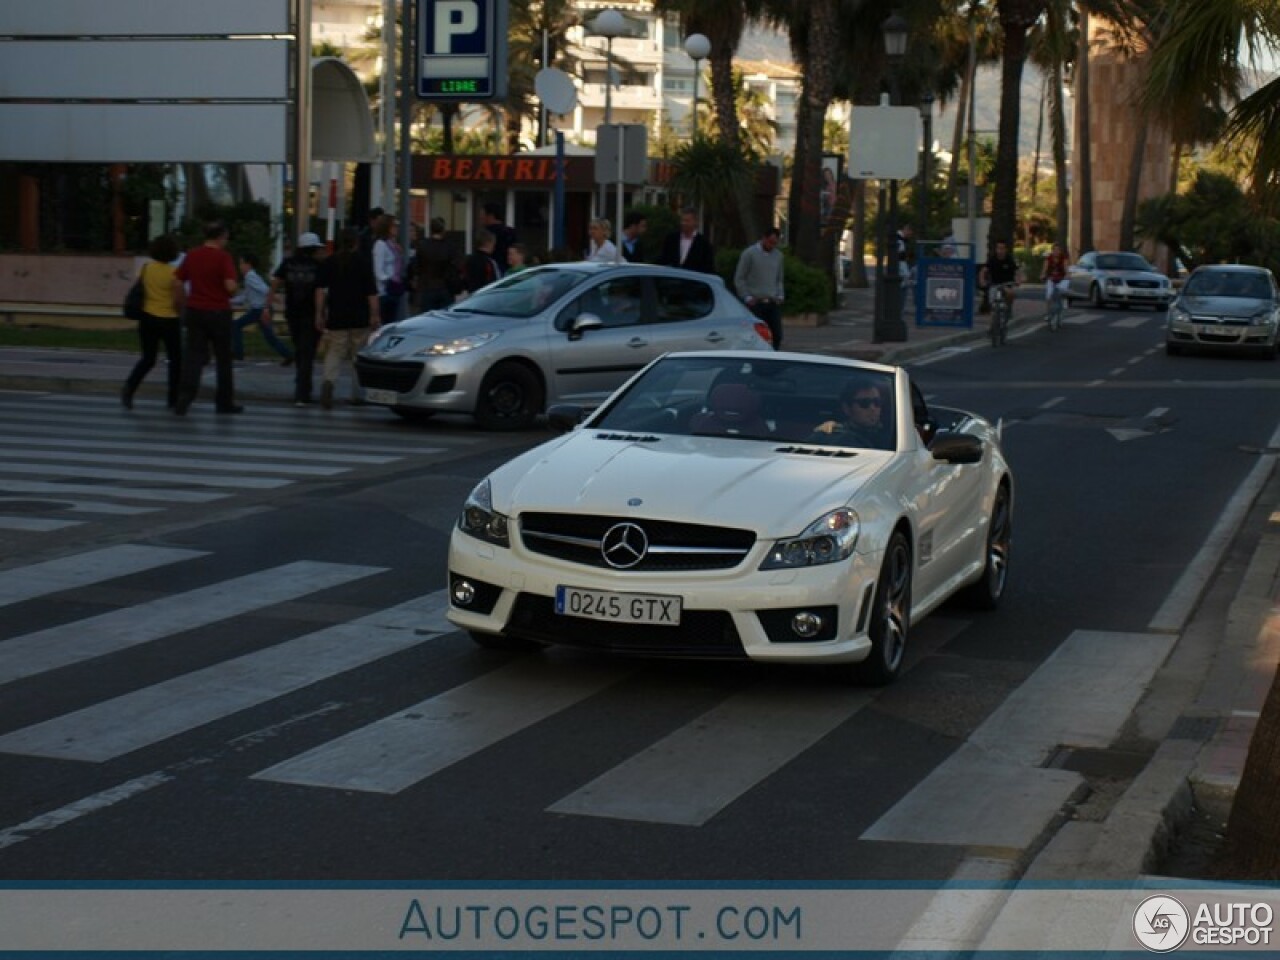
[{"xmin": 578, "ymin": 83, "xmax": 662, "ymax": 112}]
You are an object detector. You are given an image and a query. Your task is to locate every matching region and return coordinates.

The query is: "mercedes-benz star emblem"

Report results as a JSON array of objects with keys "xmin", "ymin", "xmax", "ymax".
[{"xmin": 601, "ymin": 522, "xmax": 648, "ymax": 569}]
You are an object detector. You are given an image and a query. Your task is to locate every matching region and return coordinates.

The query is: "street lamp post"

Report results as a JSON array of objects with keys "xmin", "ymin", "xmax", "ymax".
[
  {"xmin": 684, "ymin": 33, "xmax": 710, "ymax": 139},
  {"xmin": 592, "ymin": 9, "xmax": 626, "ymax": 217},
  {"xmin": 875, "ymin": 11, "xmax": 909, "ymax": 342}
]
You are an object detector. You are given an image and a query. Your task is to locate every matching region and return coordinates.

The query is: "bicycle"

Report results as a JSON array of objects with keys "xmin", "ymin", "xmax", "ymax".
[
  {"xmin": 989, "ymin": 283, "xmax": 1014, "ymax": 346},
  {"xmin": 1045, "ymin": 281, "xmax": 1067, "ymax": 332}
]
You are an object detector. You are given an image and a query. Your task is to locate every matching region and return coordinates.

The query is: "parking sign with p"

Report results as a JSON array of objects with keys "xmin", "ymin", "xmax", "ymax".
[{"xmin": 417, "ymin": 0, "xmax": 508, "ymax": 101}]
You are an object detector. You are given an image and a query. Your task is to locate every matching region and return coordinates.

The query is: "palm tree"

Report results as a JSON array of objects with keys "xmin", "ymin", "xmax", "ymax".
[
  {"xmin": 1028, "ymin": 0, "xmax": 1073, "ymax": 242},
  {"xmin": 505, "ymin": 0, "xmax": 582, "ymax": 152},
  {"xmin": 989, "ymin": 0, "xmax": 1047, "ymax": 252}
]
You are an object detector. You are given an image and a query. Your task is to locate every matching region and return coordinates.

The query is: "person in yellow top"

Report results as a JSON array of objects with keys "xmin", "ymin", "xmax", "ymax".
[{"xmin": 122, "ymin": 234, "xmax": 185, "ymax": 410}]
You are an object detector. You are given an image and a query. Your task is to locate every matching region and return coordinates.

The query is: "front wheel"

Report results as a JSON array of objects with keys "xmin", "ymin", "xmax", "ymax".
[
  {"xmin": 960, "ymin": 483, "xmax": 1012, "ymax": 610},
  {"xmin": 854, "ymin": 531, "xmax": 912, "ymax": 686},
  {"xmin": 475, "ymin": 362, "xmax": 543, "ymax": 431},
  {"xmin": 1090, "ymin": 284, "xmax": 1105, "ymax": 309}
]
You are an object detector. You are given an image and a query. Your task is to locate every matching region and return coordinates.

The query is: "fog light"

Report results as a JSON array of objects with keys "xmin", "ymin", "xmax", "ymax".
[
  {"xmin": 452, "ymin": 579, "xmax": 476, "ymax": 606},
  {"xmin": 791, "ymin": 611, "xmax": 823, "ymax": 638}
]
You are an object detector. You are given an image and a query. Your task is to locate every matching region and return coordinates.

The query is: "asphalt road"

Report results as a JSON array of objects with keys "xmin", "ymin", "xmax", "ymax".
[{"xmin": 0, "ymin": 303, "xmax": 1276, "ymax": 885}]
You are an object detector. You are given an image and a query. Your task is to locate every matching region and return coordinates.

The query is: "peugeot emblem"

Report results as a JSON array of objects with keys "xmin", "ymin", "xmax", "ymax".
[
  {"xmin": 601, "ymin": 522, "xmax": 648, "ymax": 569},
  {"xmin": 627, "ymin": 498, "xmax": 643, "ymax": 506}
]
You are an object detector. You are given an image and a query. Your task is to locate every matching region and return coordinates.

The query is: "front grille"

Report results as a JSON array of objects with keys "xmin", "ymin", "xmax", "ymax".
[
  {"xmin": 518, "ymin": 513, "xmax": 756, "ymax": 571},
  {"xmin": 1199, "ymin": 331, "xmax": 1243, "ymax": 343},
  {"xmin": 1128, "ymin": 279, "xmax": 1160, "ymax": 289},
  {"xmin": 355, "ymin": 357, "xmax": 423, "ymax": 393},
  {"xmin": 506, "ymin": 594, "xmax": 745, "ymax": 658}
]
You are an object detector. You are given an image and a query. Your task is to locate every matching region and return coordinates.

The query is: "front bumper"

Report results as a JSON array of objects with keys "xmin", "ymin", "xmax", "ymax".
[
  {"xmin": 446, "ymin": 529, "xmax": 880, "ymax": 664},
  {"xmin": 1103, "ymin": 283, "xmax": 1174, "ymax": 306},
  {"xmin": 354, "ymin": 354, "xmax": 480, "ymax": 413},
  {"xmin": 1167, "ymin": 320, "xmax": 1279, "ymax": 350}
]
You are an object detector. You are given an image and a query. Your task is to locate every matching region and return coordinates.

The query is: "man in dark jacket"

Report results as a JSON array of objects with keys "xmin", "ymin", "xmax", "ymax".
[
  {"xmin": 620, "ymin": 210, "xmax": 648, "ymax": 262},
  {"xmin": 267, "ymin": 231, "xmax": 326, "ymax": 406},
  {"xmin": 659, "ymin": 207, "xmax": 715, "ymax": 274},
  {"xmin": 480, "ymin": 203, "xmax": 517, "ymax": 273},
  {"xmin": 462, "ymin": 230, "xmax": 501, "ymax": 295},
  {"xmin": 412, "ymin": 216, "xmax": 461, "ymax": 312}
]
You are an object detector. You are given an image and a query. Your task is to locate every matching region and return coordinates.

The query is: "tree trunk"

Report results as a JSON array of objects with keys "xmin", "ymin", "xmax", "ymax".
[
  {"xmin": 1223, "ymin": 661, "xmax": 1280, "ymax": 881},
  {"xmin": 1074, "ymin": 5, "xmax": 1094, "ymax": 253},
  {"xmin": 947, "ymin": 28, "xmax": 976, "ymax": 209},
  {"xmin": 442, "ymin": 104, "xmax": 457, "ymax": 155},
  {"xmin": 1028, "ymin": 75, "xmax": 1045, "ymax": 250},
  {"xmin": 991, "ymin": 0, "xmax": 1039, "ymax": 252},
  {"xmin": 1118, "ymin": 114, "xmax": 1149, "ymax": 250},
  {"xmin": 1050, "ymin": 53, "xmax": 1069, "ymax": 246},
  {"xmin": 709, "ymin": 49, "xmax": 739, "ymax": 154},
  {"xmin": 847, "ymin": 178, "xmax": 869, "ymax": 288},
  {"xmin": 788, "ymin": 0, "xmax": 839, "ymax": 266}
]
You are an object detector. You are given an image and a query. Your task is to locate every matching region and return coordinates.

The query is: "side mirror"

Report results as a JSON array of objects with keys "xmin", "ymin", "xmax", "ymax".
[
  {"xmin": 568, "ymin": 313, "xmax": 604, "ymax": 341},
  {"xmin": 547, "ymin": 404, "xmax": 587, "ymax": 433},
  {"xmin": 930, "ymin": 431, "xmax": 983, "ymax": 465}
]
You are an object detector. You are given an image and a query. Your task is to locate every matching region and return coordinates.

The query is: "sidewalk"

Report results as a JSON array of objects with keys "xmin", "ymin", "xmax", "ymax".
[{"xmin": 0, "ymin": 282, "xmax": 1046, "ymax": 404}]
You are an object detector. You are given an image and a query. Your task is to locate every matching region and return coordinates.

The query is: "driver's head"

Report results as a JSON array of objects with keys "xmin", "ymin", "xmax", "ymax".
[{"xmin": 841, "ymin": 380, "xmax": 883, "ymax": 428}]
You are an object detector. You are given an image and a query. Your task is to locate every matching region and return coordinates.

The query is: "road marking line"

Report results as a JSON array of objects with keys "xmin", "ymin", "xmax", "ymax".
[
  {"xmin": 1149, "ymin": 420, "xmax": 1280, "ymax": 633},
  {"xmin": 0, "ymin": 772, "xmax": 174, "ymax": 851},
  {"xmin": 0, "ymin": 449, "xmax": 350, "ymax": 477},
  {"xmin": 1109, "ymin": 367, "xmax": 1126, "ymax": 376},
  {"xmin": 862, "ymin": 630, "xmax": 1175, "ymax": 849},
  {"xmin": 0, "ymin": 462, "xmax": 290, "ymax": 490},
  {"xmin": 0, "ymin": 516, "xmax": 84, "ymax": 532},
  {"xmin": 0, "ymin": 478, "xmax": 228, "ymax": 503},
  {"xmin": 0, "ymin": 434, "xmax": 402, "ymax": 465},
  {"xmin": 1127, "ymin": 356, "xmax": 1144, "ymax": 365},
  {"xmin": 548, "ymin": 685, "xmax": 875, "ymax": 826},
  {"xmin": 0, "ymin": 544, "xmax": 204, "ymax": 608},
  {"xmin": 0, "ymin": 560, "xmax": 386, "ymax": 686},
  {"xmin": 253, "ymin": 658, "xmax": 628, "ymax": 794},
  {"xmin": 0, "ymin": 592, "xmax": 445, "ymax": 763},
  {"xmin": 1086, "ymin": 379, "xmax": 1105, "ymax": 387},
  {"xmin": 1147, "ymin": 407, "xmax": 1169, "ymax": 419},
  {"xmin": 0, "ymin": 496, "xmax": 158, "ymax": 516},
  {"xmin": 1110, "ymin": 316, "xmax": 1149, "ymax": 328},
  {"xmin": 1039, "ymin": 397, "xmax": 1065, "ymax": 410}
]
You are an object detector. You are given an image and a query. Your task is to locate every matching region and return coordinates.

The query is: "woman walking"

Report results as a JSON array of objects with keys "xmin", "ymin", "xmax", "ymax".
[
  {"xmin": 121, "ymin": 234, "xmax": 183, "ymax": 410},
  {"xmin": 372, "ymin": 214, "xmax": 404, "ymax": 326},
  {"xmin": 315, "ymin": 227, "xmax": 379, "ymax": 409}
]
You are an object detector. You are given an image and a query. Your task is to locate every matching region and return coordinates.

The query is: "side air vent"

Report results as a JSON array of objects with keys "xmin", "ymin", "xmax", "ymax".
[{"xmin": 774, "ymin": 446, "xmax": 857, "ymax": 458}]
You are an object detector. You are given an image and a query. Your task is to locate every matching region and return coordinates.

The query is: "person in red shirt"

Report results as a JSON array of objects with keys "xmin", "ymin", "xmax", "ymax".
[
  {"xmin": 1043, "ymin": 243, "xmax": 1070, "ymax": 299},
  {"xmin": 174, "ymin": 221, "xmax": 241, "ymax": 415}
]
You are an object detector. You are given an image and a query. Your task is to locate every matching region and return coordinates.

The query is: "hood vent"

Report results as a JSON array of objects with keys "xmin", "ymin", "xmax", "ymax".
[
  {"xmin": 594, "ymin": 432, "xmax": 661, "ymax": 443},
  {"xmin": 774, "ymin": 446, "xmax": 857, "ymax": 458}
]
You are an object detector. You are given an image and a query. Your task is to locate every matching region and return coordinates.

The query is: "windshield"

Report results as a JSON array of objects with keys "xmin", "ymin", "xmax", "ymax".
[
  {"xmin": 592, "ymin": 356, "xmax": 898, "ymax": 451},
  {"xmin": 1183, "ymin": 270, "xmax": 1273, "ymax": 300},
  {"xmin": 452, "ymin": 267, "xmax": 588, "ymax": 318},
  {"xmin": 1095, "ymin": 253, "xmax": 1153, "ymax": 272}
]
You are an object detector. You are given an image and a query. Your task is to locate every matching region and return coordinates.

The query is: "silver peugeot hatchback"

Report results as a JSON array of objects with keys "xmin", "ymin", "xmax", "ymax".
[{"xmin": 355, "ymin": 262, "xmax": 774, "ymax": 429}]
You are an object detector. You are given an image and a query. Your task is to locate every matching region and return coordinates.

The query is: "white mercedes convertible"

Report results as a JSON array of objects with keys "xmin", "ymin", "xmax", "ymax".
[{"xmin": 446, "ymin": 352, "xmax": 1013, "ymax": 684}]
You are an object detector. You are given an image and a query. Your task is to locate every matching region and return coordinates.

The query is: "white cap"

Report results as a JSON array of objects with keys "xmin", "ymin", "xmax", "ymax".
[{"xmin": 298, "ymin": 232, "xmax": 324, "ymax": 249}]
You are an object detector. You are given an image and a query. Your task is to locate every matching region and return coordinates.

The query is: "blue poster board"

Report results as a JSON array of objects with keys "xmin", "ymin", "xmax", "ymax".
[{"xmin": 915, "ymin": 242, "xmax": 975, "ymax": 328}]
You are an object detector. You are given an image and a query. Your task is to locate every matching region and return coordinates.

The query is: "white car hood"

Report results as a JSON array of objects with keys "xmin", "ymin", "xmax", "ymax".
[{"xmin": 491, "ymin": 433, "xmax": 893, "ymax": 536}]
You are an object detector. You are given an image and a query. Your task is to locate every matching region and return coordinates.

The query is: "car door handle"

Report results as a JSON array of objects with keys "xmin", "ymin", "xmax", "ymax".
[
  {"xmin": 627, "ymin": 337, "xmax": 649, "ymax": 348},
  {"xmin": 704, "ymin": 332, "xmax": 726, "ymax": 343}
]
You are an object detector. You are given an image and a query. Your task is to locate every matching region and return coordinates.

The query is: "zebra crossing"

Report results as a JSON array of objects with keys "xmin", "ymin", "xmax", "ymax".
[
  {"xmin": 0, "ymin": 393, "xmax": 468, "ymax": 538},
  {"xmin": 0, "ymin": 539, "xmax": 1169, "ymax": 850}
]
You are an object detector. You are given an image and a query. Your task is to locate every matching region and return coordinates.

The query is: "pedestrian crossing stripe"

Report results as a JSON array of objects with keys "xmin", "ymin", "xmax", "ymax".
[
  {"xmin": 0, "ymin": 544, "xmax": 205, "ymax": 608},
  {"xmin": 0, "ymin": 560, "xmax": 386, "ymax": 686}
]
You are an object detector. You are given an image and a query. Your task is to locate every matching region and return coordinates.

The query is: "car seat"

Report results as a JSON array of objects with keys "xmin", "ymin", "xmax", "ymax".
[{"xmin": 688, "ymin": 383, "xmax": 770, "ymax": 436}]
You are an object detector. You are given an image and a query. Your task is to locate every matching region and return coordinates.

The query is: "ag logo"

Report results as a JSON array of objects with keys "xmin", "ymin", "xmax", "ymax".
[{"xmin": 1133, "ymin": 895, "xmax": 1190, "ymax": 952}]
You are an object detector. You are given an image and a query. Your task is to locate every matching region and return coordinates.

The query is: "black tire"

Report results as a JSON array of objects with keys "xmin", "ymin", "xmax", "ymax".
[
  {"xmin": 392, "ymin": 407, "xmax": 436, "ymax": 423},
  {"xmin": 474, "ymin": 362, "xmax": 543, "ymax": 431},
  {"xmin": 960, "ymin": 482, "xmax": 1012, "ymax": 610},
  {"xmin": 469, "ymin": 630, "xmax": 544, "ymax": 652},
  {"xmin": 855, "ymin": 531, "xmax": 912, "ymax": 686},
  {"xmin": 1090, "ymin": 284, "xmax": 1105, "ymax": 309}
]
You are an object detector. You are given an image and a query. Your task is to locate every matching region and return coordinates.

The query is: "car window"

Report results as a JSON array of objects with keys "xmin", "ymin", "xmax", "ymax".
[
  {"xmin": 1096, "ymin": 253, "xmax": 1152, "ymax": 272},
  {"xmin": 456, "ymin": 267, "xmax": 587, "ymax": 318},
  {"xmin": 652, "ymin": 277, "xmax": 714, "ymax": 323},
  {"xmin": 1077, "ymin": 253, "xmax": 1094, "ymax": 269},
  {"xmin": 561, "ymin": 277, "xmax": 646, "ymax": 330}
]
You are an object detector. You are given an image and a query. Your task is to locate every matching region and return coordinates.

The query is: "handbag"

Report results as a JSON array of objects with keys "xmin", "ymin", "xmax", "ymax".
[{"xmin": 123, "ymin": 264, "xmax": 147, "ymax": 321}]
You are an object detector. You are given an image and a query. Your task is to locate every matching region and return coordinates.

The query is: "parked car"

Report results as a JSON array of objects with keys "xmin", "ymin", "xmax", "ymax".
[
  {"xmin": 447, "ymin": 351, "xmax": 1013, "ymax": 685},
  {"xmin": 1165, "ymin": 264, "xmax": 1280, "ymax": 359},
  {"xmin": 355, "ymin": 263, "xmax": 773, "ymax": 430},
  {"xmin": 1066, "ymin": 251, "xmax": 1174, "ymax": 309}
]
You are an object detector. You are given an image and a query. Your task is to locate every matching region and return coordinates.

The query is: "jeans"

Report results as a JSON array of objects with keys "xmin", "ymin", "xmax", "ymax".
[
  {"xmin": 124, "ymin": 313, "xmax": 182, "ymax": 407},
  {"xmin": 233, "ymin": 308, "xmax": 293, "ymax": 361},
  {"xmin": 379, "ymin": 293, "xmax": 402, "ymax": 326},
  {"xmin": 176, "ymin": 308, "xmax": 235, "ymax": 411},
  {"xmin": 287, "ymin": 316, "xmax": 319, "ymax": 403}
]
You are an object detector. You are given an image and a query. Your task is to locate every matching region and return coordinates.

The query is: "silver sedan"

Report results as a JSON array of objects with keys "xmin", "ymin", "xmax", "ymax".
[
  {"xmin": 1066, "ymin": 251, "xmax": 1174, "ymax": 309},
  {"xmin": 355, "ymin": 263, "xmax": 773, "ymax": 430},
  {"xmin": 1166, "ymin": 264, "xmax": 1280, "ymax": 359}
]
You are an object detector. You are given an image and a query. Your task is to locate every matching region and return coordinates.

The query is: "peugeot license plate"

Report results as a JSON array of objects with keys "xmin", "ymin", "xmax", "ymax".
[
  {"xmin": 555, "ymin": 586, "xmax": 681, "ymax": 626},
  {"xmin": 364, "ymin": 388, "xmax": 399, "ymax": 406}
]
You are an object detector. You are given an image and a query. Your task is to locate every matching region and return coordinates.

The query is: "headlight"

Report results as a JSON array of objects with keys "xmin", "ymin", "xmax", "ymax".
[
  {"xmin": 1251, "ymin": 311, "xmax": 1277, "ymax": 327},
  {"xmin": 458, "ymin": 478, "xmax": 510, "ymax": 547},
  {"xmin": 1105, "ymin": 277, "xmax": 1122, "ymax": 286},
  {"xmin": 760, "ymin": 509, "xmax": 859, "ymax": 570},
  {"xmin": 416, "ymin": 332, "xmax": 500, "ymax": 356},
  {"xmin": 1169, "ymin": 305, "xmax": 1190, "ymax": 324}
]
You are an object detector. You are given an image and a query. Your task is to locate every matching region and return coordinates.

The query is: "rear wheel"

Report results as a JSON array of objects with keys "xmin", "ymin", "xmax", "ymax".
[
  {"xmin": 475, "ymin": 362, "xmax": 543, "ymax": 431},
  {"xmin": 855, "ymin": 531, "xmax": 912, "ymax": 686},
  {"xmin": 961, "ymin": 483, "xmax": 1012, "ymax": 610}
]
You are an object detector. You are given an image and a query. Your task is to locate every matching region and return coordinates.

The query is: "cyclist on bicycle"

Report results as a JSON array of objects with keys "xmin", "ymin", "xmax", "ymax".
[
  {"xmin": 980, "ymin": 240, "xmax": 1021, "ymax": 344},
  {"xmin": 1043, "ymin": 243, "xmax": 1069, "ymax": 303}
]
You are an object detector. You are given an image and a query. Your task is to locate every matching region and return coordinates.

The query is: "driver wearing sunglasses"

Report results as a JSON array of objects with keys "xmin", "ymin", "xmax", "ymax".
[{"xmin": 811, "ymin": 379, "xmax": 891, "ymax": 448}]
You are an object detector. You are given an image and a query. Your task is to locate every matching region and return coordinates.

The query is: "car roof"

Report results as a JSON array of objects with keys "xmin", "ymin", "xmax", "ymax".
[{"xmin": 1189, "ymin": 264, "xmax": 1272, "ymax": 275}]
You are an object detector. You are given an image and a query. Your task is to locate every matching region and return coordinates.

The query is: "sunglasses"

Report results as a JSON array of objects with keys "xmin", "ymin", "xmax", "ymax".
[{"xmin": 851, "ymin": 397, "xmax": 881, "ymax": 409}]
